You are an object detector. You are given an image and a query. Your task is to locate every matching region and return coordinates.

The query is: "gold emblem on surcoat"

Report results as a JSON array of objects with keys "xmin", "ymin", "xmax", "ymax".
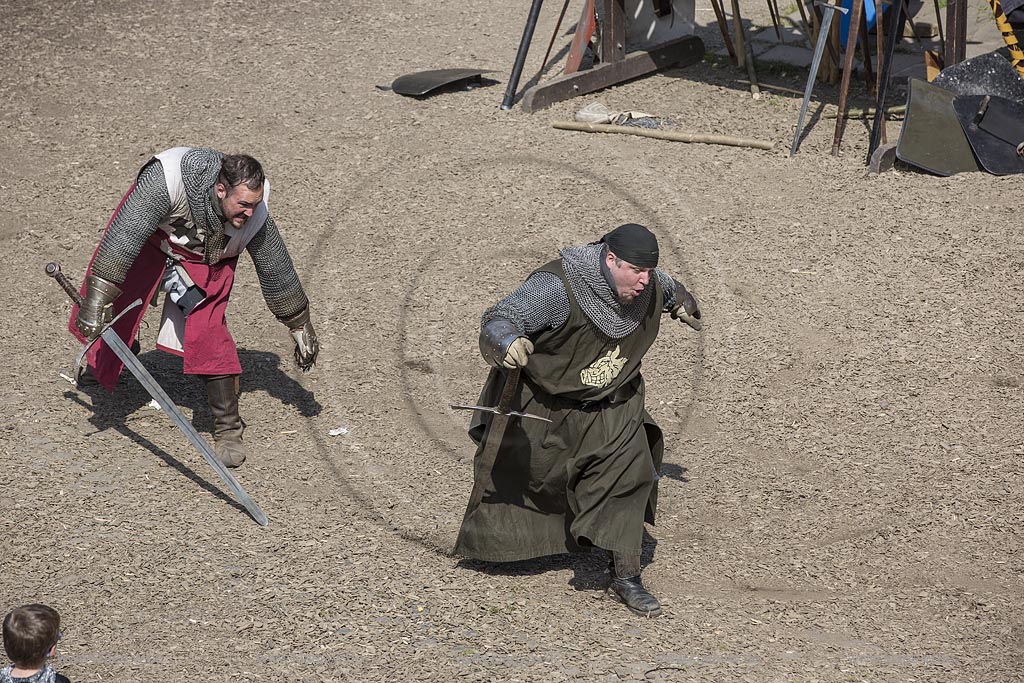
[{"xmin": 580, "ymin": 346, "xmax": 628, "ymax": 388}]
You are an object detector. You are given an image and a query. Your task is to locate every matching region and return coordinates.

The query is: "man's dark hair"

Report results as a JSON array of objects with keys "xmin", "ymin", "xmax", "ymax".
[
  {"xmin": 3, "ymin": 604, "xmax": 60, "ymax": 668},
  {"xmin": 219, "ymin": 154, "xmax": 265, "ymax": 191}
]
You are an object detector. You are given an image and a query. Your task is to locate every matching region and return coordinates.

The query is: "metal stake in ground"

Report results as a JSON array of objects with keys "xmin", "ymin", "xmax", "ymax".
[
  {"xmin": 45, "ymin": 262, "xmax": 269, "ymax": 527},
  {"xmin": 790, "ymin": 1, "xmax": 850, "ymax": 156}
]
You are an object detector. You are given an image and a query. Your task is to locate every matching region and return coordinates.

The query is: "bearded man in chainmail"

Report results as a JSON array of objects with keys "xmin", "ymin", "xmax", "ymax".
[
  {"xmin": 69, "ymin": 147, "xmax": 319, "ymax": 468},
  {"xmin": 455, "ymin": 223, "xmax": 700, "ymax": 618}
]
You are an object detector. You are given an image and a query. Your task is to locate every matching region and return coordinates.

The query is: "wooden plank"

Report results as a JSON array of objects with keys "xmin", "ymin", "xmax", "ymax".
[
  {"xmin": 601, "ymin": 0, "xmax": 627, "ymax": 63},
  {"xmin": 521, "ymin": 35, "xmax": 704, "ymax": 112}
]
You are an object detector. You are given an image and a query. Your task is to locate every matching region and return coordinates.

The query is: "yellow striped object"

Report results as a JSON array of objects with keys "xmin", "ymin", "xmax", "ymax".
[{"xmin": 987, "ymin": 0, "xmax": 1024, "ymax": 78}]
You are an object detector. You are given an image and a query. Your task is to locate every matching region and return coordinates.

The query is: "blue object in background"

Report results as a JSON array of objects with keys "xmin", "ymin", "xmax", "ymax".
[{"xmin": 838, "ymin": 0, "xmax": 890, "ymax": 46}]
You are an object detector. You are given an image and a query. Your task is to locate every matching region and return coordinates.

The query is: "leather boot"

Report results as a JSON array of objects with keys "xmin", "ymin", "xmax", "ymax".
[
  {"xmin": 608, "ymin": 552, "xmax": 662, "ymax": 617},
  {"xmin": 203, "ymin": 374, "xmax": 246, "ymax": 468}
]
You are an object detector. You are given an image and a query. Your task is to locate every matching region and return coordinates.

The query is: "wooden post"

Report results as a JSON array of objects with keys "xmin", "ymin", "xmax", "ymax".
[
  {"xmin": 732, "ymin": 0, "xmax": 747, "ymax": 68},
  {"xmin": 945, "ymin": 0, "xmax": 967, "ymax": 66},
  {"xmin": 519, "ymin": 0, "xmax": 706, "ymax": 111},
  {"xmin": 859, "ymin": 8, "xmax": 874, "ymax": 93},
  {"xmin": 832, "ymin": 0, "xmax": 865, "ymax": 154},
  {"xmin": 709, "ymin": 0, "xmax": 739, "ymax": 64},
  {"xmin": 601, "ymin": 0, "xmax": 627, "ymax": 63},
  {"xmin": 826, "ymin": 9, "xmax": 842, "ymax": 83}
]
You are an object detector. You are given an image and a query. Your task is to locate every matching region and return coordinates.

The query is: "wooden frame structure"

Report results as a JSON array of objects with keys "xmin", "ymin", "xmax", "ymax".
[{"xmin": 517, "ymin": 0, "xmax": 704, "ymax": 112}]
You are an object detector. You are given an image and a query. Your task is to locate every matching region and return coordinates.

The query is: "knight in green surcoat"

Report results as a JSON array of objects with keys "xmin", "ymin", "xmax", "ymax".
[{"xmin": 455, "ymin": 223, "xmax": 701, "ymax": 617}]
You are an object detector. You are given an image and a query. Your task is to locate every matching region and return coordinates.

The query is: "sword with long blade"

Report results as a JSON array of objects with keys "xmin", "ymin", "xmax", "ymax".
[
  {"xmin": 46, "ymin": 262, "xmax": 269, "ymax": 527},
  {"xmin": 790, "ymin": 1, "xmax": 849, "ymax": 157},
  {"xmin": 452, "ymin": 367, "xmax": 549, "ymax": 546}
]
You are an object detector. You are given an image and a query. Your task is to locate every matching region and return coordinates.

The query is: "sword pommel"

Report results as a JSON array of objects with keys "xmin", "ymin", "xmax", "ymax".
[{"xmin": 45, "ymin": 262, "xmax": 85, "ymax": 307}]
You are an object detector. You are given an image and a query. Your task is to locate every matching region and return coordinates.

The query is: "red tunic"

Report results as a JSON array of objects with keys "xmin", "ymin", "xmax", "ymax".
[{"xmin": 68, "ymin": 183, "xmax": 242, "ymax": 391}]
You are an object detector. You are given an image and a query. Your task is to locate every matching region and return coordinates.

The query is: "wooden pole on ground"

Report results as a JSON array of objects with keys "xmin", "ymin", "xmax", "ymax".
[{"xmin": 553, "ymin": 120, "xmax": 776, "ymax": 149}]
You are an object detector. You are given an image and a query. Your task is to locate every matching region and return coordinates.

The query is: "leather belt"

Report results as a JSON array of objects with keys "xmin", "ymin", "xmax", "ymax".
[
  {"xmin": 577, "ymin": 375, "xmax": 641, "ymax": 410},
  {"xmin": 524, "ymin": 374, "xmax": 642, "ymax": 411}
]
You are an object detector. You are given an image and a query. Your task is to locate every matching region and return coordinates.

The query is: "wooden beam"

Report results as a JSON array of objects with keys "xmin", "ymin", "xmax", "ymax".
[{"xmin": 521, "ymin": 35, "xmax": 705, "ymax": 112}]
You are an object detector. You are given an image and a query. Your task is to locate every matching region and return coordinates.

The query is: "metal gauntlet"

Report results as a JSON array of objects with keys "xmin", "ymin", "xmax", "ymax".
[
  {"xmin": 76, "ymin": 274, "xmax": 122, "ymax": 340},
  {"xmin": 670, "ymin": 280, "xmax": 702, "ymax": 331},
  {"xmin": 280, "ymin": 306, "xmax": 319, "ymax": 372},
  {"xmin": 670, "ymin": 280, "xmax": 700, "ymax": 317},
  {"xmin": 480, "ymin": 318, "xmax": 524, "ymax": 368}
]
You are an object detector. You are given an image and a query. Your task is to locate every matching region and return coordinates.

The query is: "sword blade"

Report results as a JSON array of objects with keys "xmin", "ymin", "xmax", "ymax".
[
  {"xmin": 98, "ymin": 327, "xmax": 269, "ymax": 527},
  {"xmin": 454, "ymin": 368, "xmax": 523, "ymax": 547},
  {"xmin": 790, "ymin": 6, "xmax": 838, "ymax": 156},
  {"xmin": 465, "ymin": 410, "xmax": 512, "ymax": 514}
]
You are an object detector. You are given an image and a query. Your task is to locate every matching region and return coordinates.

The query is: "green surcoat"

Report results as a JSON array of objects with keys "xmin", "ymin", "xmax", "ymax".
[{"xmin": 455, "ymin": 260, "xmax": 665, "ymax": 562}]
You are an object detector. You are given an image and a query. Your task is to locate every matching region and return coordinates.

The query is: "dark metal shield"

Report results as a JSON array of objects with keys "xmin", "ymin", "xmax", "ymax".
[
  {"xmin": 391, "ymin": 68, "xmax": 498, "ymax": 97},
  {"xmin": 953, "ymin": 94, "xmax": 1024, "ymax": 175},
  {"xmin": 896, "ymin": 78, "xmax": 981, "ymax": 176},
  {"xmin": 931, "ymin": 50, "xmax": 1024, "ymax": 102}
]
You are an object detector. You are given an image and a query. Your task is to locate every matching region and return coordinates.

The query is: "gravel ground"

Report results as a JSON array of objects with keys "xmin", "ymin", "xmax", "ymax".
[{"xmin": 1, "ymin": 0, "xmax": 1022, "ymax": 681}]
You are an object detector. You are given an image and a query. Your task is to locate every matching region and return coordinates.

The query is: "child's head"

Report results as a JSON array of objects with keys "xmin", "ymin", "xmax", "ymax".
[{"xmin": 2, "ymin": 604, "xmax": 61, "ymax": 669}]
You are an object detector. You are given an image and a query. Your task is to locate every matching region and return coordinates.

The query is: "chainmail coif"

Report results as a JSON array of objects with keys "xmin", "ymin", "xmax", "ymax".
[
  {"xmin": 560, "ymin": 243, "xmax": 654, "ymax": 339},
  {"xmin": 180, "ymin": 147, "xmax": 228, "ymax": 264}
]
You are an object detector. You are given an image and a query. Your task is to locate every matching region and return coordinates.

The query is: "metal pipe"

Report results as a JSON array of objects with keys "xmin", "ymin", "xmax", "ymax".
[{"xmin": 501, "ymin": 0, "xmax": 547, "ymax": 110}]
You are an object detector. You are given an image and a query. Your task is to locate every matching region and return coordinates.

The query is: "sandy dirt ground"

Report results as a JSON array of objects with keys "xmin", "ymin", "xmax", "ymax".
[{"xmin": 2, "ymin": 0, "xmax": 1023, "ymax": 681}]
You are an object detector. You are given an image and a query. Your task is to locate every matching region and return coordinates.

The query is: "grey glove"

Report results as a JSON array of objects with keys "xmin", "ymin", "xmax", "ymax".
[
  {"xmin": 281, "ymin": 306, "xmax": 319, "ymax": 372},
  {"xmin": 75, "ymin": 274, "xmax": 122, "ymax": 340}
]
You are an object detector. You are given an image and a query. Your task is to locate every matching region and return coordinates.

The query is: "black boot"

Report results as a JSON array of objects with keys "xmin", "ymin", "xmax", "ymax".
[
  {"xmin": 608, "ymin": 575, "xmax": 663, "ymax": 618},
  {"xmin": 608, "ymin": 551, "xmax": 662, "ymax": 617},
  {"xmin": 203, "ymin": 374, "xmax": 246, "ymax": 468}
]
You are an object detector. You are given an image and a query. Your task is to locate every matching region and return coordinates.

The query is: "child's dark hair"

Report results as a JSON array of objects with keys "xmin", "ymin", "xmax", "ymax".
[{"xmin": 3, "ymin": 604, "xmax": 60, "ymax": 668}]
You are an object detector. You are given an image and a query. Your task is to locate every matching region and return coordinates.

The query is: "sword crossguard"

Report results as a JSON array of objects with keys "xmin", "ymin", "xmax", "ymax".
[
  {"xmin": 451, "ymin": 368, "xmax": 553, "ymax": 422},
  {"xmin": 450, "ymin": 403, "xmax": 552, "ymax": 423},
  {"xmin": 813, "ymin": 1, "xmax": 850, "ymax": 13}
]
